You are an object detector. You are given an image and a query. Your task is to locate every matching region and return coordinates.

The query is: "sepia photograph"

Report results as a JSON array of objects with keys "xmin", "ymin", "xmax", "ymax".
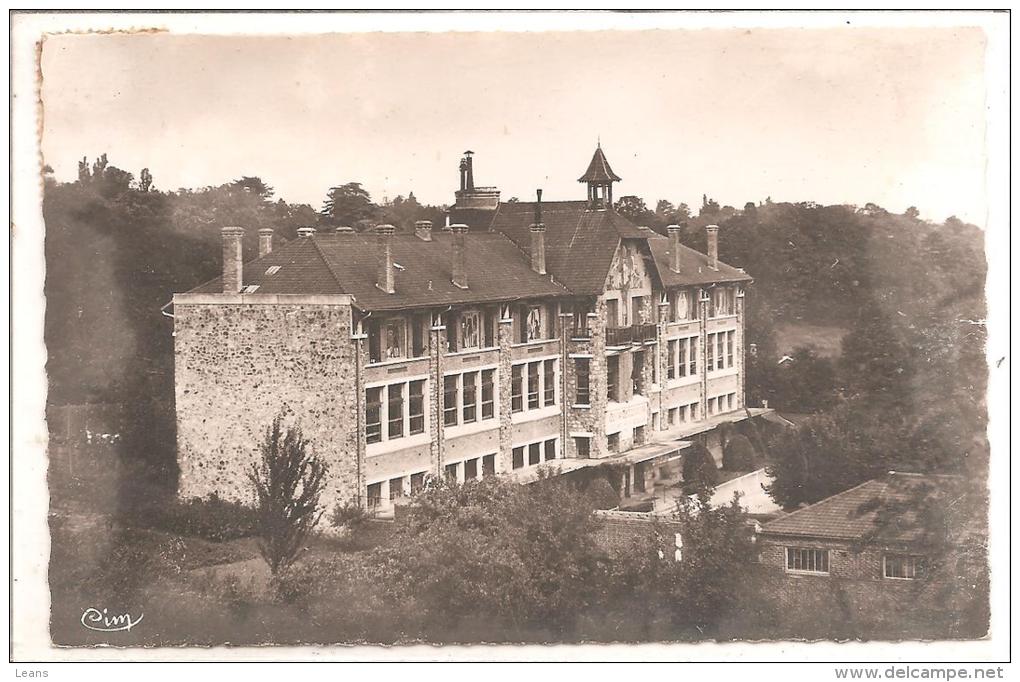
[{"xmin": 9, "ymin": 9, "xmax": 1010, "ymax": 667}]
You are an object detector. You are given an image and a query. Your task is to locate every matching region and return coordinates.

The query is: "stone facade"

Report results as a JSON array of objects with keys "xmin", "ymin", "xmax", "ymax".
[{"xmin": 174, "ymin": 294, "xmax": 359, "ymax": 509}]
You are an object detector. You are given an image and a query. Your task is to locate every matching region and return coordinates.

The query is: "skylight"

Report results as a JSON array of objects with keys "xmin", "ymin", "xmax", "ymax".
[
  {"xmin": 242, "ymin": 284, "xmax": 260, "ymax": 294},
  {"xmin": 265, "ymin": 265, "xmax": 281, "ymax": 276}
]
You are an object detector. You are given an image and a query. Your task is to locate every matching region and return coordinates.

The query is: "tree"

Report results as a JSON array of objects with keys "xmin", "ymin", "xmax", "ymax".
[
  {"xmin": 904, "ymin": 206, "xmax": 920, "ymax": 220},
  {"xmin": 320, "ymin": 182, "xmax": 378, "ymax": 228},
  {"xmin": 722, "ymin": 434, "xmax": 757, "ymax": 471},
  {"xmin": 377, "ymin": 475, "xmax": 609, "ymax": 639},
  {"xmin": 664, "ymin": 491, "xmax": 757, "ymax": 633},
  {"xmin": 765, "ymin": 405, "xmax": 899, "ymax": 508},
  {"xmin": 682, "ymin": 442, "xmax": 719, "ymax": 493},
  {"xmin": 248, "ymin": 416, "xmax": 329, "ymax": 577},
  {"xmin": 139, "ymin": 168, "xmax": 153, "ymax": 192},
  {"xmin": 840, "ymin": 300, "xmax": 914, "ymax": 407},
  {"xmin": 614, "ymin": 195, "xmax": 652, "ymax": 224},
  {"xmin": 230, "ymin": 175, "xmax": 274, "ymax": 201}
]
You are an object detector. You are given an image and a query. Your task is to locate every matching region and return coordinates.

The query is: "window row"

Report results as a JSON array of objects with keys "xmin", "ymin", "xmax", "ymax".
[
  {"xmin": 666, "ymin": 401, "xmax": 700, "ymax": 426},
  {"xmin": 366, "ymin": 379, "xmax": 426, "ymax": 445},
  {"xmin": 706, "ymin": 330, "xmax": 736, "ymax": 372},
  {"xmin": 444, "ymin": 368, "xmax": 496, "ymax": 427},
  {"xmin": 665, "ymin": 336, "xmax": 699, "ymax": 380},
  {"xmin": 511, "ymin": 438, "xmax": 558, "ymax": 469},
  {"xmin": 367, "ymin": 471, "xmax": 428, "ymax": 508},
  {"xmin": 707, "ymin": 392, "xmax": 736, "ymax": 416},
  {"xmin": 445, "ymin": 453, "xmax": 497, "ymax": 483},
  {"xmin": 511, "ymin": 359, "xmax": 557, "ymax": 413},
  {"xmin": 785, "ymin": 547, "xmax": 926, "ymax": 580}
]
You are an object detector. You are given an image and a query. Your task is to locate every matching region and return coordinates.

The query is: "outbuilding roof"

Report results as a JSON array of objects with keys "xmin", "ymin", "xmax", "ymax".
[{"xmin": 759, "ymin": 473, "xmax": 957, "ymax": 543}]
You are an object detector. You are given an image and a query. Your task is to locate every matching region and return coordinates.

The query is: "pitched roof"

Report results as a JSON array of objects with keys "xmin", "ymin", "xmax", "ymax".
[
  {"xmin": 759, "ymin": 473, "xmax": 954, "ymax": 543},
  {"xmin": 647, "ymin": 236, "xmax": 753, "ymax": 286},
  {"xmin": 483, "ymin": 200, "xmax": 665, "ymax": 295},
  {"xmin": 578, "ymin": 145, "xmax": 622, "ymax": 183},
  {"xmin": 189, "ymin": 230, "xmax": 569, "ymax": 311}
]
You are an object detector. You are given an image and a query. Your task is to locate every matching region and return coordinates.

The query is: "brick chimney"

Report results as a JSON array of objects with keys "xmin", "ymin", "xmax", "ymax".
[
  {"xmin": 706, "ymin": 224, "xmax": 719, "ymax": 270},
  {"xmin": 530, "ymin": 189, "xmax": 546, "ymax": 275},
  {"xmin": 258, "ymin": 228, "xmax": 274, "ymax": 257},
  {"xmin": 297, "ymin": 226, "xmax": 316, "ymax": 238},
  {"xmin": 667, "ymin": 224, "xmax": 682, "ymax": 273},
  {"xmin": 451, "ymin": 223, "xmax": 469, "ymax": 289},
  {"xmin": 415, "ymin": 220, "xmax": 433, "ymax": 241},
  {"xmin": 375, "ymin": 224, "xmax": 396, "ymax": 294},
  {"xmin": 221, "ymin": 226, "xmax": 244, "ymax": 294}
]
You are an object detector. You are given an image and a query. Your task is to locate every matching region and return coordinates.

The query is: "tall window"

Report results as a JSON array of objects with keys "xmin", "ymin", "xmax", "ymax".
[
  {"xmin": 527, "ymin": 361, "xmax": 541, "ymax": 409},
  {"xmin": 544, "ymin": 439, "xmax": 556, "ymax": 461},
  {"xmin": 384, "ymin": 319, "xmax": 406, "ymax": 360},
  {"xmin": 674, "ymin": 290, "xmax": 691, "ymax": 321},
  {"xmin": 444, "ymin": 375, "xmax": 458, "ymax": 426},
  {"xmin": 462, "ymin": 371, "xmax": 478, "ymax": 423},
  {"xmin": 512, "ymin": 446, "xmax": 525, "ymax": 470},
  {"xmin": 526, "ymin": 306, "xmax": 544, "ymax": 342},
  {"xmin": 667, "ymin": 340, "xmax": 677, "ymax": 380},
  {"xmin": 706, "ymin": 333, "xmax": 716, "ymax": 372},
  {"xmin": 543, "ymin": 359, "xmax": 556, "ymax": 406},
  {"xmin": 460, "ymin": 311, "xmax": 480, "ymax": 350},
  {"xmin": 367, "ymin": 482, "xmax": 383, "ymax": 508},
  {"xmin": 631, "ymin": 296, "xmax": 646, "ymax": 325},
  {"xmin": 366, "ymin": 387, "xmax": 383, "ymax": 444},
  {"xmin": 606, "ymin": 298, "xmax": 619, "ymax": 328},
  {"xmin": 632, "ymin": 350, "xmax": 645, "ymax": 395},
  {"xmin": 607, "ymin": 355, "xmax": 620, "ymax": 402},
  {"xmin": 411, "ymin": 315, "xmax": 425, "ymax": 357},
  {"xmin": 575, "ymin": 358, "xmax": 590, "ymax": 406},
  {"xmin": 786, "ymin": 547, "xmax": 830, "ymax": 574},
  {"xmin": 408, "ymin": 380, "xmax": 425, "ymax": 434},
  {"xmin": 483, "ymin": 309, "xmax": 496, "ymax": 348},
  {"xmin": 717, "ymin": 332, "xmax": 726, "ymax": 369},
  {"xmin": 511, "ymin": 365, "xmax": 524, "ymax": 413},
  {"xmin": 575, "ymin": 436, "xmax": 590, "ymax": 459},
  {"xmin": 482, "ymin": 454, "xmax": 496, "ymax": 476},
  {"xmin": 688, "ymin": 337, "xmax": 698, "ymax": 376},
  {"xmin": 727, "ymin": 330, "xmax": 735, "ymax": 368},
  {"xmin": 481, "ymin": 369, "xmax": 495, "ymax": 419},
  {"xmin": 387, "ymin": 384, "xmax": 404, "ymax": 438},
  {"xmin": 528, "ymin": 442, "xmax": 542, "ymax": 465}
]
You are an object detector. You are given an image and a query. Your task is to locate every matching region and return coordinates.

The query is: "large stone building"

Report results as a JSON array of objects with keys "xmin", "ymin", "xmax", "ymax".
[{"xmin": 173, "ymin": 145, "xmax": 764, "ymax": 513}]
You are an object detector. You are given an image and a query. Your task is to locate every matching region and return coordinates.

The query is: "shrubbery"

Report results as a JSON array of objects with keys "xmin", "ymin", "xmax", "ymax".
[
  {"xmin": 682, "ymin": 442, "xmax": 719, "ymax": 492},
  {"xmin": 132, "ymin": 493, "xmax": 257, "ymax": 542}
]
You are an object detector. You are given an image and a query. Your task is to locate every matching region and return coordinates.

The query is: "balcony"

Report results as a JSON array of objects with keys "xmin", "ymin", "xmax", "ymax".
[{"xmin": 606, "ymin": 323, "xmax": 657, "ymax": 347}]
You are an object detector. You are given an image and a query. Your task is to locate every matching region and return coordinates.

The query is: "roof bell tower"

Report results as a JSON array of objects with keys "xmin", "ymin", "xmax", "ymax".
[{"xmin": 578, "ymin": 142, "xmax": 621, "ymax": 210}]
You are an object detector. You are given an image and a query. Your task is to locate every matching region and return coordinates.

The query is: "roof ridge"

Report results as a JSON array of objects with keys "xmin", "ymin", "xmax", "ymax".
[
  {"xmin": 762, "ymin": 478, "xmax": 882, "ymax": 530},
  {"xmin": 308, "ymin": 235, "xmax": 349, "ymax": 295},
  {"xmin": 490, "ymin": 231, "xmax": 572, "ymax": 294}
]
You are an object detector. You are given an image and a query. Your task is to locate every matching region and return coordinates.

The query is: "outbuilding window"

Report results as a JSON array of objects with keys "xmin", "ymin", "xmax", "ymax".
[{"xmin": 786, "ymin": 547, "xmax": 830, "ymax": 574}]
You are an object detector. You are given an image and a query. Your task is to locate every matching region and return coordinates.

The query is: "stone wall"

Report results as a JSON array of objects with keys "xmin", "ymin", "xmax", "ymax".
[
  {"xmin": 593, "ymin": 509, "xmax": 682, "ymax": 555},
  {"xmin": 174, "ymin": 297, "xmax": 359, "ymax": 509}
]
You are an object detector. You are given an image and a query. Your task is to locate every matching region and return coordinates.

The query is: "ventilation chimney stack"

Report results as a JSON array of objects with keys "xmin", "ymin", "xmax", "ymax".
[
  {"xmin": 258, "ymin": 228, "xmax": 274, "ymax": 257},
  {"xmin": 706, "ymin": 224, "xmax": 719, "ymax": 270},
  {"xmin": 375, "ymin": 224, "xmax": 396, "ymax": 294},
  {"xmin": 415, "ymin": 220, "xmax": 433, "ymax": 241},
  {"xmin": 451, "ymin": 223, "xmax": 469, "ymax": 289},
  {"xmin": 529, "ymin": 189, "xmax": 546, "ymax": 275},
  {"xmin": 221, "ymin": 226, "xmax": 244, "ymax": 294},
  {"xmin": 667, "ymin": 224, "xmax": 682, "ymax": 273}
]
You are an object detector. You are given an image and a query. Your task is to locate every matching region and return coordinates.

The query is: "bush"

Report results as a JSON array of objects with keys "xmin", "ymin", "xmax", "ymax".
[
  {"xmin": 722, "ymin": 434, "xmax": 757, "ymax": 471},
  {"xmin": 133, "ymin": 493, "xmax": 257, "ymax": 542},
  {"xmin": 329, "ymin": 501, "xmax": 372, "ymax": 531},
  {"xmin": 583, "ymin": 477, "xmax": 620, "ymax": 510}
]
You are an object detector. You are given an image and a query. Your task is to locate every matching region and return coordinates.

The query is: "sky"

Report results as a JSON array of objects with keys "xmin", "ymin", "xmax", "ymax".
[{"xmin": 40, "ymin": 26, "xmax": 989, "ymax": 224}]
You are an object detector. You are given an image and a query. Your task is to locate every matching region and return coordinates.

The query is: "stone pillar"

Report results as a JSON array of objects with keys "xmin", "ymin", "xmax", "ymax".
[
  {"xmin": 430, "ymin": 312, "xmax": 447, "ymax": 479},
  {"xmin": 736, "ymin": 287, "xmax": 746, "ymax": 409},
  {"xmin": 699, "ymin": 288, "xmax": 710, "ymax": 420},
  {"xmin": 497, "ymin": 306, "xmax": 514, "ymax": 473}
]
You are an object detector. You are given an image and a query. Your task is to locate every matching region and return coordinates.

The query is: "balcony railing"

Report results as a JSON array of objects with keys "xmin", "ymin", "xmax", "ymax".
[{"xmin": 605, "ymin": 323, "xmax": 657, "ymax": 346}]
